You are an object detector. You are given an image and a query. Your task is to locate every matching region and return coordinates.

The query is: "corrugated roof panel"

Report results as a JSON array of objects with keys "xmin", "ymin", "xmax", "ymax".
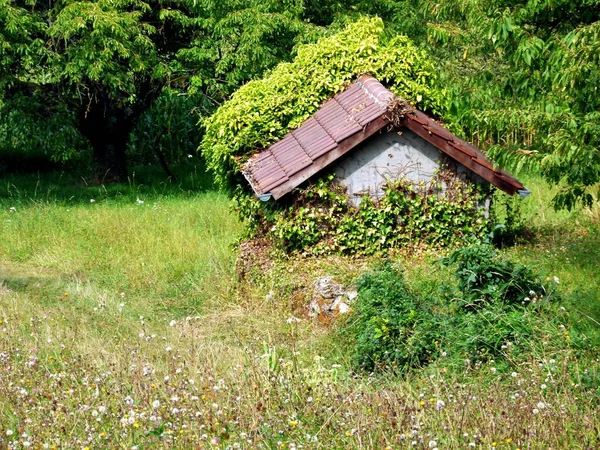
[
  {"xmin": 354, "ymin": 103, "xmax": 388, "ymax": 126},
  {"xmin": 242, "ymin": 75, "xmax": 525, "ymax": 198}
]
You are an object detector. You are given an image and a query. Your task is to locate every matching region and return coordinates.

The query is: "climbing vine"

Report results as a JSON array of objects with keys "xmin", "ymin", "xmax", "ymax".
[
  {"xmin": 200, "ymin": 17, "xmax": 445, "ymax": 192},
  {"xmin": 237, "ymin": 170, "xmax": 491, "ymax": 255}
]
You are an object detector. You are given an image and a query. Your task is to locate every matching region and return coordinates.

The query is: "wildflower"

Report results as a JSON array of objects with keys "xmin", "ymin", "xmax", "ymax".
[
  {"xmin": 188, "ymin": 154, "xmax": 193, "ymax": 158},
  {"xmin": 429, "ymin": 440, "xmax": 437, "ymax": 448},
  {"xmin": 505, "ymin": 438, "xmax": 512, "ymax": 444},
  {"xmin": 6, "ymin": 430, "xmax": 13, "ymax": 436},
  {"xmin": 532, "ymin": 408, "xmax": 539, "ymax": 415},
  {"xmin": 169, "ymin": 320, "xmax": 177, "ymax": 327},
  {"xmin": 491, "ymin": 443, "xmax": 497, "ymax": 447},
  {"xmin": 289, "ymin": 420, "xmax": 299, "ymax": 427},
  {"xmin": 286, "ymin": 316, "xmax": 301, "ymax": 324},
  {"xmin": 536, "ymin": 401, "xmax": 546, "ymax": 409},
  {"xmin": 125, "ymin": 396, "xmax": 134, "ymax": 405},
  {"xmin": 549, "ymin": 359, "xmax": 556, "ymax": 365},
  {"xmin": 23, "ymin": 442, "xmax": 31, "ymax": 448},
  {"xmin": 511, "ymin": 372, "xmax": 518, "ymax": 378},
  {"xmin": 553, "ymin": 276, "xmax": 560, "ymax": 284},
  {"xmin": 541, "ymin": 384, "xmax": 547, "ymax": 390},
  {"xmin": 165, "ymin": 346, "xmax": 172, "ymax": 352},
  {"xmin": 136, "ymin": 198, "xmax": 144, "ymax": 205},
  {"xmin": 436, "ymin": 400, "xmax": 445, "ymax": 411},
  {"xmin": 152, "ymin": 400, "xmax": 160, "ymax": 409},
  {"xmin": 9, "ymin": 207, "xmax": 16, "ymax": 212},
  {"xmin": 90, "ymin": 199, "xmax": 95, "ymax": 203},
  {"xmin": 490, "ymin": 367, "xmax": 497, "ymax": 374}
]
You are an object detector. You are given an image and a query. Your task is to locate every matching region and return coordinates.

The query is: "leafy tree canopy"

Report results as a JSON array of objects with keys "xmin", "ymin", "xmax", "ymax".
[
  {"xmin": 416, "ymin": 0, "xmax": 600, "ymax": 209},
  {"xmin": 0, "ymin": 0, "xmax": 325, "ymax": 178}
]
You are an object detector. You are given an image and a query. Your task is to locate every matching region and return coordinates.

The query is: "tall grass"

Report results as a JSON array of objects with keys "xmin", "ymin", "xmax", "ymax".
[{"xmin": 0, "ymin": 170, "xmax": 599, "ymax": 449}]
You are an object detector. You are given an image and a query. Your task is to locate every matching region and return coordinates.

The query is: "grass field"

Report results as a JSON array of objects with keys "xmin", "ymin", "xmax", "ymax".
[{"xmin": 0, "ymin": 169, "xmax": 599, "ymax": 449}]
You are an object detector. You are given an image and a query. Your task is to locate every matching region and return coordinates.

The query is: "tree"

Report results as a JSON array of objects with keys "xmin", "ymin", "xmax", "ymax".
[
  {"xmin": 0, "ymin": 0, "xmax": 321, "ymax": 179},
  {"xmin": 406, "ymin": 0, "xmax": 600, "ymax": 209}
]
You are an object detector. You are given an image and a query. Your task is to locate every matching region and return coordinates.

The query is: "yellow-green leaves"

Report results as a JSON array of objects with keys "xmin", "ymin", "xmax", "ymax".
[{"xmin": 201, "ymin": 17, "xmax": 444, "ymax": 191}]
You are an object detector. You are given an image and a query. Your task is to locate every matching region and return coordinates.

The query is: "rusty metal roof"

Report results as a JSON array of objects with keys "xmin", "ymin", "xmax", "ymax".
[{"xmin": 242, "ymin": 75, "xmax": 527, "ymax": 199}]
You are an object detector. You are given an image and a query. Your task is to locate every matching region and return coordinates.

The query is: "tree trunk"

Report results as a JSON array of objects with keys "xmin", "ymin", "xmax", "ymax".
[{"xmin": 79, "ymin": 97, "xmax": 135, "ymax": 182}]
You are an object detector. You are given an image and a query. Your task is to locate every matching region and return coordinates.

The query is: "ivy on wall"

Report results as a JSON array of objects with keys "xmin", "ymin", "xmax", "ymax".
[{"xmin": 238, "ymin": 171, "xmax": 491, "ymax": 255}]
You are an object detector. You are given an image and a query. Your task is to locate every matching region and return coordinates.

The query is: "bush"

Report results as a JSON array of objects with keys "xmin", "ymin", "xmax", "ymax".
[
  {"xmin": 344, "ymin": 263, "xmax": 442, "ymax": 372},
  {"xmin": 343, "ymin": 245, "xmax": 561, "ymax": 373},
  {"xmin": 439, "ymin": 244, "xmax": 548, "ymax": 310}
]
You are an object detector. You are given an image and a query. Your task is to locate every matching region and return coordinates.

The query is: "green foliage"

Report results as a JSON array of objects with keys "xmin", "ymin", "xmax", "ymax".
[
  {"xmin": 201, "ymin": 17, "xmax": 444, "ymax": 191},
  {"xmin": 1, "ymin": 0, "xmax": 322, "ymax": 174},
  {"xmin": 345, "ymin": 263, "xmax": 441, "ymax": 372},
  {"xmin": 269, "ymin": 174, "xmax": 489, "ymax": 255},
  {"xmin": 489, "ymin": 190, "xmax": 529, "ymax": 246},
  {"xmin": 344, "ymin": 244, "xmax": 562, "ymax": 372},
  {"xmin": 440, "ymin": 244, "xmax": 548, "ymax": 310},
  {"xmin": 414, "ymin": 0, "xmax": 600, "ymax": 209}
]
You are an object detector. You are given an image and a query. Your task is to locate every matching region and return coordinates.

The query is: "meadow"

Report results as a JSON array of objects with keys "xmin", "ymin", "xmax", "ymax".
[{"xmin": 0, "ymin": 168, "xmax": 599, "ymax": 449}]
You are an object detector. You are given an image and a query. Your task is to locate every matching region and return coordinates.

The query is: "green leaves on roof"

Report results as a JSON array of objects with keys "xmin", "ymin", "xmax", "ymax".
[{"xmin": 200, "ymin": 17, "xmax": 445, "ymax": 191}]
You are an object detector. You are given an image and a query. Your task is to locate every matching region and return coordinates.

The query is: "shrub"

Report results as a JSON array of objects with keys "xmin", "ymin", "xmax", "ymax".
[
  {"xmin": 439, "ymin": 244, "xmax": 548, "ymax": 310},
  {"xmin": 343, "ymin": 245, "xmax": 561, "ymax": 372},
  {"xmin": 343, "ymin": 263, "xmax": 442, "ymax": 372}
]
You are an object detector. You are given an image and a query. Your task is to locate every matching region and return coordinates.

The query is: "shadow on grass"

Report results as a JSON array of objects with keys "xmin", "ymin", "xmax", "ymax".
[
  {"xmin": 0, "ymin": 161, "xmax": 218, "ymax": 206},
  {"xmin": 0, "ymin": 264, "xmax": 66, "ymax": 306}
]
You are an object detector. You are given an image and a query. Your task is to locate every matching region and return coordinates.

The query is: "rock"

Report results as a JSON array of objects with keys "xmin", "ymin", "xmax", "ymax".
[
  {"xmin": 314, "ymin": 276, "xmax": 344, "ymax": 299},
  {"xmin": 346, "ymin": 290, "xmax": 358, "ymax": 302},
  {"xmin": 310, "ymin": 276, "xmax": 354, "ymax": 319}
]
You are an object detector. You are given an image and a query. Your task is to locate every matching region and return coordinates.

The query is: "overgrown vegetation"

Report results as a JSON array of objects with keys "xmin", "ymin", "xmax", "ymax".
[
  {"xmin": 1, "ymin": 171, "xmax": 599, "ymax": 449},
  {"xmin": 267, "ymin": 173, "xmax": 489, "ymax": 255},
  {"xmin": 201, "ymin": 17, "xmax": 443, "ymax": 192},
  {"xmin": 342, "ymin": 245, "xmax": 564, "ymax": 373},
  {"xmin": 2, "ymin": 0, "xmax": 600, "ymax": 447}
]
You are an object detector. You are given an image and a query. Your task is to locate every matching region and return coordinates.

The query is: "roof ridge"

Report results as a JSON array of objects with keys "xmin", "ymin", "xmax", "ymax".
[{"xmin": 357, "ymin": 75, "xmax": 393, "ymax": 109}]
